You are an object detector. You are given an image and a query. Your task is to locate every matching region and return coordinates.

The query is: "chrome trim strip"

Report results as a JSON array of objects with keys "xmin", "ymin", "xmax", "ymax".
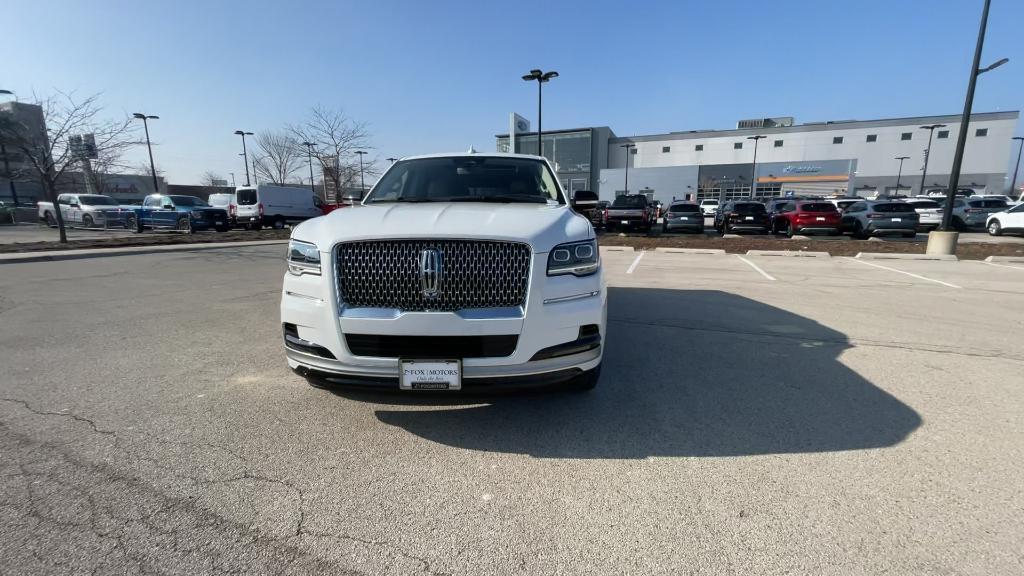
[
  {"xmin": 543, "ymin": 291, "xmax": 599, "ymax": 305},
  {"xmin": 339, "ymin": 305, "xmax": 524, "ymax": 319},
  {"xmin": 284, "ymin": 291, "xmax": 322, "ymax": 302}
]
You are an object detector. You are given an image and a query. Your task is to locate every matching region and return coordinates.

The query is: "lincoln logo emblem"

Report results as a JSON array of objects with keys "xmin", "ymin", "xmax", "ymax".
[{"xmin": 420, "ymin": 249, "xmax": 442, "ymax": 298}]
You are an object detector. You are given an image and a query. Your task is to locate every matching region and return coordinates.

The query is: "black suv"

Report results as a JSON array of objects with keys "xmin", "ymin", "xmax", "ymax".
[{"xmin": 714, "ymin": 201, "xmax": 770, "ymax": 234}]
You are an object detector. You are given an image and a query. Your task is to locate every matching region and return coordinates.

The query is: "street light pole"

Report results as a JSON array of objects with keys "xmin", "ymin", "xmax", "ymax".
[
  {"xmin": 1011, "ymin": 137, "xmax": 1024, "ymax": 200},
  {"xmin": 522, "ymin": 69, "xmax": 559, "ymax": 158},
  {"xmin": 620, "ymin": 143, "xmax": 635, "ymax": 194},
  {"xmin": 747, "ymin": 135, "xmax": 766, "ymax": 199},
  {"xmin": 917, "ymin": 124, "xmax": 946, "ymax": 196},
  {"xmin": 132, "ymin": 113, "xmax": 161, "ymax": 194},
  {"xmin": 302, "ymin": 141, "xmax": 316, "ymax": 194},
  {"xmin": 938, "ymin": 0, "xmax": 1006, "ymax": 233},
  {"xmin": 234, "ymin": 130, "xmax": 254, "ymax": 186},
  {"xmin": 354, "ymin": 150, "xmax": 367, "ymax": 193},
  {"xmin": 229, "ymin": 172, "xmax": 236, "ymax": 187},
  {"xmin": 894, "ymin": 156, "xmax": 910, "ymax": 197}
]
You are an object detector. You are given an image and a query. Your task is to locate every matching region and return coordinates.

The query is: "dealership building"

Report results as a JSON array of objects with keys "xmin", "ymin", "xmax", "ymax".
[{"xmin": 496, "ymin": 111, "xmax": 1019, "ymax": 204}]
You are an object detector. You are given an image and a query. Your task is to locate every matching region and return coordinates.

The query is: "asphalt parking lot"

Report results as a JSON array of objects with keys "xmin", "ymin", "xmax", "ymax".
[{"xmin": 1, "ymin": 245, "xmax": 1022, "ymax": 574}]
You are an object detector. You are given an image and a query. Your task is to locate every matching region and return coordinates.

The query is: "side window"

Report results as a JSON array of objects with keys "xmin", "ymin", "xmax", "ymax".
[
  {"xmin": 1010, "ymin": 204, "xmax": 1024, "ymax": 213},
  {"xmin": 144, "ymin": 196, "xmax": 160, "ymax": 208},
  {"xmin": 58, "ymin": 195, "xmax": 71, "ymax": 205},
  {"xmin": 849, "ymin": 203, "xmax": 865, "ymax": 213}
]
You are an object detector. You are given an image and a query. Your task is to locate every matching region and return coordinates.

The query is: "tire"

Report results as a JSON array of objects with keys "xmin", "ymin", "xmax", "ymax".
[
  {"xmin": 45, "ymin": 211, "xmax": 56, "ymax": 227},
  {"xmin": 952, "ymin": 217, "xmax": 966, "ymax": 232},
  {"xmin": 177, "ymin": 216, "xmax": 192, "ymax": 233},
  {"xmin": 784, "ymin": 221, "xmax": 795, "ymax": 238},
  {"xmin": 215, "ymin": 225, "xmax": 229, "ymax": 233},
  {"xmin": 662, "ymin": 221, "xmax": 668, "ymax": 233},
  {"xmin": 902, "ymin": 232, "xmax": 917, "ymax": 239},
  {"xmin": 272, "ymin": 216, "xmax": 286, "ymax": 230},
  {"xmin": 82, "ymin": 214, "xmax": 94, "ymax": 228},
  {"xmin": 853, "ymin": 221, "xmax": 867, "ymax": 240},
  {"xmin": 125, "ymin": 214, "xmax": 141, "ymax": 233},
  {"xmin": 988, "ymin": 220, "xmax": 1002, "ymax": 236},
  {"xmin": 568, "ymin": 365, "xmax": 601, "ymax": 391},
  {"xmin": 251, "ymin": 220, "xmax": 262, "ymax": 231}
]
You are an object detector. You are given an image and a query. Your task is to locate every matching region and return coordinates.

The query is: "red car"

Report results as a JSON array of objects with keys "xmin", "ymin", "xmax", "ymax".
[{"xmin": 770, "ymin": 200, "xmax": 841, "ymax": 237}]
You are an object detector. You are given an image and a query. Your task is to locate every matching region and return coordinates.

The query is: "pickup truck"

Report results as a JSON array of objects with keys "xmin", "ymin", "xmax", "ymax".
[
  {"xmin": 605, "ymin": 194, "xmax": 654, "ymax": 231},
  {"xmin": 38, "ymin": 194, "xmax": 130, "ymax": 228},
  {"xmin": 125, "ymin": 194, "xmax": 230, "ymax": 233}
]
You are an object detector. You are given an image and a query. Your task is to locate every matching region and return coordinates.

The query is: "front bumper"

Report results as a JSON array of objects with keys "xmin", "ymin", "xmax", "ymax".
[{"xmin": 281, "ymin": 248, "xmax": 606, "ymax": 388}]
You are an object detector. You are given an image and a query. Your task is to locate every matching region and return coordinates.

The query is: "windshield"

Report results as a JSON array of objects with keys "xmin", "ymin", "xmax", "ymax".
[
  {"xmin": 365, "ymin": 157, "xmax": 563, "ymax": 204},
  {"xmin": 668, "ymin": 204, "xmax": 699, "ymax": 213},
  {"xmin": 236, "ymin": 190, "xmax": 258, "ymax": 205},
  {"xmin": 872, "ymin": 203, "xmax": 915, "ymax": 213},
  {"xmin": 78, "ymin": 195, "xmax": 119, "ymax": 206},
  {"xmin": 969, "ymin": 199, "xmax": 1007, "ymax": 209},
  {"xmin": 909, "ymin": 200, "xmax": 941, "ymax": 209},
  {"xmin": 798, "ymin": 203, "xmax": 837, "ymax": 213},
  {"xmin": 208, "ymin": 194, "xmax": 233, "ymax": 207},
  {"xmin": 611, "ymin": 196, "xmax": 647, "ymax": 208},
  {"xmin": 168, "ymin": 196, "xmax": 208, "ymax": 207},
  {"xmin": 701, "ymin": 200, "xmax": 719, "ymax": 205},
  {"xmin": 733, "ymin": 203, "xmax": 766, "ymax": 214}
]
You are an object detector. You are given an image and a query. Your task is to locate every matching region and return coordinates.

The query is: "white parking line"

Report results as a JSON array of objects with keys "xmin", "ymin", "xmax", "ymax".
[
  {"xmin": 842, "ymin": 257, "xmax": 962, "ymax": 288},
  {"xmin": 983, "ymin": 261, "xmax": 1024, "ymax": 271},
  {"xmin": 626, "ymin": 251, "xmax": 645, "ymax": 274},
  {"xmin": 735, "ymin": 255, "xmax": 776, "ymax": 281}
]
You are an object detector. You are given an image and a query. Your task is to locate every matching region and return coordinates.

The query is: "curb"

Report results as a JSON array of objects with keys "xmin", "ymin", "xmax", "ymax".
[
  {"xmin": 654, "ymin": 247, "xmax": 726, "ymax": 255},
  {"xmin": 985, "ymin": 255, "xmax": 1024, "ymax": 264},
  {"xmin": 600, "ymin": 246, "xmax": 635, "ymax": 253},
  {"xmin": 855, "ymin": 252, "xmax": 958, "ymax": 261},
  {"xmin": 746, "ymin": 250, "xmax": 830, "ymax": 258},
  {"xmin": 0, "ymin": 240, "xmax": 288, "ymax": 264}
]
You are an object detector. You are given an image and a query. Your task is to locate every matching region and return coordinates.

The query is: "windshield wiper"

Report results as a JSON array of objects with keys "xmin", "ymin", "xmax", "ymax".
[
  {"xmin": 447, "ymin": 195, "xmax": 548, "ymax": 204},
  {"xmin": 370, "ymin": 197, "xmax": 436, "ymax": 203}
]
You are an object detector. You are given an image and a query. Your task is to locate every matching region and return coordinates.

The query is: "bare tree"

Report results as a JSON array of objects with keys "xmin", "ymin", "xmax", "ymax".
[
  {"xmin": 0, "ymin": 91, "xmax": 135, "ymax": 242},
  {"xmin": 253, "ymin": 130, "xmax": 303, "ymax": 184},
  {"xmin": 200, "ymin": 171, "xmax": 224, "ymax": 187},
  {"xmin": 289, "ymin": 106, "xmax": 372, "ymax": 202},
  {"xmin": 86, "ymin": 145, "xmax": 130, "ymax": 195}
]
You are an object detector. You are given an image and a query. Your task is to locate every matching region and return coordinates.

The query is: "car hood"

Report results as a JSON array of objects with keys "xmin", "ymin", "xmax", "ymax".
[{"xmin": 292, "ymin": 202, "xmax": 592, "ymax": 253}]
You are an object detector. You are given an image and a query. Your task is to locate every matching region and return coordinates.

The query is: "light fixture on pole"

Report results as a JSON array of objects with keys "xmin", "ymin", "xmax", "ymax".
[
  {"xmin": 521, "ymin": 69, "xmax": 558, "ymax": 158},
  {"xmin": 302, "ymin": 141, "xmax": 316, "ymax": 193},
  {"xmin": 354, "ymin": 150, "xmax": 367, "ymax": 194},
  {"xmin": 620, "ymin": 143, "xmax": 635, "ymax": 194},
  {"xmin": 1010, "ymin": 137, "xmax": 1024, "ymax": 201},
  {"xmin": 386, "ymin": 157, "xmax": 398, "ymax": 164},
  {"xmin": 917, "ymin": 124, "xmax": 946, "ymax": 196},
  {"xmin": 132, "ymin": 113, "xmax": 161, "ymax": 193},
  {"xmin": 746, "ymin": 135, "xmax": 766, "ymax": 198},
  {"xmin": 894, "ymin": 156, "xmax": 910, "ymax": 197},
  {"xmin": 233, "ymin": 130, "xmax": 254, "ymax": 186}
]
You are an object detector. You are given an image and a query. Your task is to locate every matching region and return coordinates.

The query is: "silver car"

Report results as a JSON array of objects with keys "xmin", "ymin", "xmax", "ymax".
[
  {"xmin": 662, "ymin": 202, "xmax": 705, "ymax": 233},
  {"xmin": 950, "ymin": 197, "xmax": 1008, "ymax": 230},
  {"xmin": 840, "ymin": 200, "xmax": 920, "ymax": 239},
  {"xmin": 904, "ymin": 198, "xmax": 943, "ymax": 231}
]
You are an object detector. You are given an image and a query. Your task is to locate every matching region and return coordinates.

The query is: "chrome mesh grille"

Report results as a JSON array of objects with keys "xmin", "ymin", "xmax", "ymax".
[{"xmin": 336, "ymin": 240, "xmax": 531, "ymax": 311}]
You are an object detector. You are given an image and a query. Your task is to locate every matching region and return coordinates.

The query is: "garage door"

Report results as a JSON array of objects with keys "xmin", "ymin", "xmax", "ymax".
[{"xmin": 779, "ymin": 181, "xmax": 849, "ymax": 196}]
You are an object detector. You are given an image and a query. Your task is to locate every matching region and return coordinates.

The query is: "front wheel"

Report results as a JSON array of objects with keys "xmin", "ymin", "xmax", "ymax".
[
  {"xmin": 853, "ymin": 222, "xmax": 867, "ymax": 239},
  {"xmin": 82, "ymin": 214, "xmax": 94, "ymax": 228},
  {"xmin": 272, "ymin": 216, "xmax": 286, "ymax": 230},
  {"xmin": 45, "ymin": 211, "xmax": 56, "ymax": 227},
  {"xmin": 177, "ymin": 216, "xmax": 192, "ymax": 233},
  {"xmin": 988, "ymin": 220, "xmax": 1002, "ymax": 236},
  {"xmin": 126, "ymin": 214, "xmax": 141, "ymax": 233}
]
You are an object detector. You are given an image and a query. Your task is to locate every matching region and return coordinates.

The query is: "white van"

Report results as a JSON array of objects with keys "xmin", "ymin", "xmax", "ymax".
[
  {"xmin": 207, "ymin": 192, "xmax": 237, "ymax": 226},
  {"xmin": 234, "ymin": 184, "xmax": 325, "ymax": 230}
]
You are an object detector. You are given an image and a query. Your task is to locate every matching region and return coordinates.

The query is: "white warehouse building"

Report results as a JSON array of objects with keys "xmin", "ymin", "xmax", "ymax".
[{"xmin": 496, "ymin": 111, "xmax": 1019, "ymax": 205}]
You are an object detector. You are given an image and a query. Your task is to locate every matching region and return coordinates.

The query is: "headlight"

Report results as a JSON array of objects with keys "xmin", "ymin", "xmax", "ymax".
[
  {"xmin": 287, "ymin": 239, "xmax": 321, "ymax": 276},
  {"xmin": 547, "ymin": 239, "xmax": 599, "ymax": 276}
]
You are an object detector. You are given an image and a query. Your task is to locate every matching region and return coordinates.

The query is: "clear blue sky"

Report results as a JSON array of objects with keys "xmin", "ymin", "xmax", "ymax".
[{"xmin": 6, "ymin": 0, "xmax": 1023, "ymax": 184}]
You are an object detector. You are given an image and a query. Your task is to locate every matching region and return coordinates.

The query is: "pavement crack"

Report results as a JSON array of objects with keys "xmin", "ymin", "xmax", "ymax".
[{"xmin": 0, "ymin": 397, "xmax": 117, "ymax": 437}]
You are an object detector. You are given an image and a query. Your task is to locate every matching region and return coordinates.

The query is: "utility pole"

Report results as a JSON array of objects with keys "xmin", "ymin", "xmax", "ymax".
[
  {"xmin": 747, "ymin": 135, "xmax": 766, "ymax": 199},
  {"xmin": 894, "ymin": 156, "xmax": 910, "ymax": 197},
  {"xmin": 620, "ymin": 143, "xmax": 635, "ymax": 194},
  {"xmin": 234, "ymin": 130, "xmax": 254, "ymax": 186}
]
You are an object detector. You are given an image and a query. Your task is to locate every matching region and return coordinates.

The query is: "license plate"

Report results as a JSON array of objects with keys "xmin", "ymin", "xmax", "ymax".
[
  {"xmin": 745, "ymin": 216, "xmax": 753, "ymax": 221},
  {"xmin": 680, "ymin": 217, "xmax": 689, "ymax": 221},
  {"xmin": 892, "ymin": 218, "xmax": 902, "ymax": 222},
  {"xmin": 816, "ymin": 217, "xmax": 826, "ymax": 221},
  {"xmin": 400, "ymin": 359, "xmax": 461, "ymax": 390},
  {"xmin": 215, "ymin": 221, "xmax": 223, "ymax": 225},
  {"xmin": 622, "ymin": 220, "xmax": 630, "ymax": 225}
]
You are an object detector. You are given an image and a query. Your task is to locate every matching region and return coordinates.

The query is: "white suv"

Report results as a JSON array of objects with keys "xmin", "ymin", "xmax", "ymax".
[
  {"xmin": 280, "ymin": 153, "xmax": 606, "ymax": 391},
  {"xmin": 699, "ymin": 199, "xmax": 719, "ymax": 216}
]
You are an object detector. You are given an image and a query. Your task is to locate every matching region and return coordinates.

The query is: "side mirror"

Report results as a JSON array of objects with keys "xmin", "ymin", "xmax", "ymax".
[
  {"xmin": 69, "ymin": 202, "xmax": 80, "ymax": 208},
  {"xmin": 162, "ymin": 204, "xmax": 174, "ymax": 210},
  {"xmin": 571, "ymin": 190, "xmax": 599, "ymax": 211}
]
